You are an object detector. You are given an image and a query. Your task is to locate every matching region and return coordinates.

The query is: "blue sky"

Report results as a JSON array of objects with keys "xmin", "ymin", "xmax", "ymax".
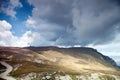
[
  {"xmin": 0, "ymin": 0, "xmax": 33, "ymax": 37},
  {"xmin": 0, "ymin": 0, "xmax": 120, "ymax": 65}
]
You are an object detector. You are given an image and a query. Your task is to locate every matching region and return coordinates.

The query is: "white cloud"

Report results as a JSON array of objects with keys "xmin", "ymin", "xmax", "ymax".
[
  {"xmin": 0, "ymin": 20, "xmax": 33, "ymax": 47},
  {"xmin": 0, "ymin": 20, "xmax": 58, "ymax": 47},
  {"xmin": 0, "ymin": 0, "xmax": 22, "ymax": 18},
  {"xmin": 25, "ymin": 16, "xmax": 36, "ymax": 27},
  {"xmin": 0, "ymin": 20, "xmax": 16, "ymax": 46},
  {"xmin": 0, "ymin": 20, "xmax": 12, "ymax": 31},
  {"xmin": 114, "ymin": 59, "xmax": 120, "ymax": 65},
  {"xmin": 12, "ymin": 31, "xmax": 34, "ymax": 47}
]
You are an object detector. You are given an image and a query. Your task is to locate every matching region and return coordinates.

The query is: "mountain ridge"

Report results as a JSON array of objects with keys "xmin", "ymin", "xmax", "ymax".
[
  {"xmin": 25, "ymin": 46, "xmax": 118, "ymax": 68},
  {"xmin": 0, "ymin": 46, "xmax": 120, "ymax": 80}
]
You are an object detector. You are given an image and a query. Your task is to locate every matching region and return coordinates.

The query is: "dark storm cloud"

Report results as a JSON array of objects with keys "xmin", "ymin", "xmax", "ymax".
[
  {"xmin": 28, "ymin": 0, "xmax": 73, "ymax": 26},
  {"xmin": 27, "ymin": 0, "xmax": 120, "ymax": 46}
]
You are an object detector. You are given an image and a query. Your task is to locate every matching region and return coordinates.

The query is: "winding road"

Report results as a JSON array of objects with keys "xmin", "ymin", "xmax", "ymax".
[{"xmin": 0, "ymin": 61, "xmax": 16, "ymax": 80}]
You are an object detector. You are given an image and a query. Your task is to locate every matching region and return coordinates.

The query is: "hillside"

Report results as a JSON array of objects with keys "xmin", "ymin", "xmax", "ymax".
[{"xmin": 0, "ymin": 46, "xmax": 120, "ymax": 80}]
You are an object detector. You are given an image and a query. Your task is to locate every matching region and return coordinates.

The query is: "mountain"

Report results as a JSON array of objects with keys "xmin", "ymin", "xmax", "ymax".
[{"xmin": 0, "ymin": 46, "xmax": 120, "ymax": 80}]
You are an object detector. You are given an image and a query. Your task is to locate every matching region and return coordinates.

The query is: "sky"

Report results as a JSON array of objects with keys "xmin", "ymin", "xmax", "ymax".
[{"xmin": 0, "ymin": 0, "xmax": 120, "ymax": 65}]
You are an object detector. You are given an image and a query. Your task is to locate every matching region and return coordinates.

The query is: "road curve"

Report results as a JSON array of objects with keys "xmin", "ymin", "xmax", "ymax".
[{"xmin": 0, "ymin": 61, "xmax": 16, "ymax": 80}]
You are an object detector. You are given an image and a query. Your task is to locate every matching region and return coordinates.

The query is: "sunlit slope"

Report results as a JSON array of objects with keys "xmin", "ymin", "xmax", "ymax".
[{"xmin": 26, "ymin": 47, "xmax": 118, "ymax": 72}]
